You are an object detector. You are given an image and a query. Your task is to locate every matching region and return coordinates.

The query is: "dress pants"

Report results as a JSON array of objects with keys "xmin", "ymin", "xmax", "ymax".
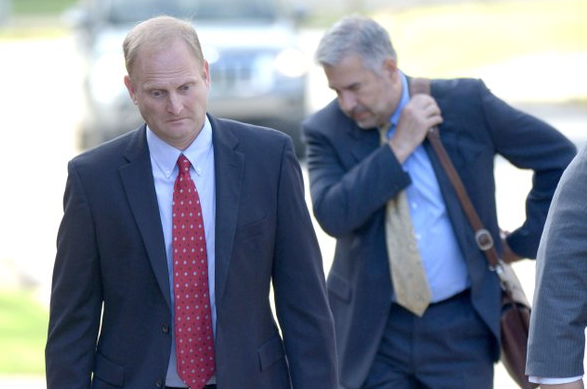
[{"xmin": 362, "ymin": 290, "xmax": 494, "ymax": 389}]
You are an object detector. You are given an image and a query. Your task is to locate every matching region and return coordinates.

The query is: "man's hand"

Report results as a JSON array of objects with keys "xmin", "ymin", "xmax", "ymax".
[
  {"xmin": 388, "ymin": 94, "xmax": 442, "ymax": 163},
  {"xmin": 500, "ymin": 229, "xmax": 523, "ymax": 263}
]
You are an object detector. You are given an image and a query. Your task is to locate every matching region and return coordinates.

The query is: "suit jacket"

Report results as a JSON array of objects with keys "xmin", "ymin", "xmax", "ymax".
[
  {"xmin": 527, "ymin": 145, "xmax": 587, "ymax": 378},
  {"xmin": 302, "ymin": 77, "xmax": 576, "ymax": 389},
  {"xmin": 46, "ymin": 115, "xmax": 338, "ymax": 389}
]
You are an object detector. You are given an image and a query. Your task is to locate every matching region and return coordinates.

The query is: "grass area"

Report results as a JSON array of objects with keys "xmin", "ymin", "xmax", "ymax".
[
  {"xmin": 0, "ymin": 289, "xmax": 48, "ymax": 375},
  {"xmin": 2, "ymin": 0, "xmax": 586, "ymax": 57},
  {"xmin": 0, "ymin": 0, "xmax": 77, "ymax": 39},
  {"xmin": 0, "ymin": 24, "xmax": 69, "ymax": 40},
  {"xmin": 11, "ymin": 0, "xmax": 77, "ymax": 15},
  {"xmin": 372, "ymin": 0, "xmax": 587, "ymax": 77}
]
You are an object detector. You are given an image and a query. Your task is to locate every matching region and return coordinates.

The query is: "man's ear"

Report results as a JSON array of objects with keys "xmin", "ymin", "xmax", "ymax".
[
  {"xmin": 124, "ymin": 75, "xmax": 138, "ymax": 104},
  {"xmin": 382, "ymin": 57, "xmax": 398, "ymax": 79},
  {"xmin": 202, "ymin": 60, "xmax": 211, "ymax": 90}
]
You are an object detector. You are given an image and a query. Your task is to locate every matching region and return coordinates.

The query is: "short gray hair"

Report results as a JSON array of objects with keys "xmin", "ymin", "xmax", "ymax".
[
  {"xmin": 315, "ymin": 15, "xmax": 397, "ymax": 73},
  {"xmin": 123, "ymin": 15, "xmax": 205, "ymax": 77}
]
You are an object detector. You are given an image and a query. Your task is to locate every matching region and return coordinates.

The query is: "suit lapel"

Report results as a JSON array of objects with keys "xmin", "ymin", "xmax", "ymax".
[
  {"xmin": 119, "ymin": 127, "xmax": 171, "ymax": 309},
  {"xmin": 209, "ymin": 117, "xmax": 245, "ymax": 307},
  {"xmin": 347, "ymin": 123, "xmax": 380, "ymax": 164}
]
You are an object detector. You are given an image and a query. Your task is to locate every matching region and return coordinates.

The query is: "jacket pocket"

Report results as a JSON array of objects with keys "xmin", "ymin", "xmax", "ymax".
[
  {"xmin": 93, "ymin": 352, "xmax": 125, "ymax": 387},
  {"xmin": 257, "ymin": 335, "xmax": 286, "ymax": 371}
]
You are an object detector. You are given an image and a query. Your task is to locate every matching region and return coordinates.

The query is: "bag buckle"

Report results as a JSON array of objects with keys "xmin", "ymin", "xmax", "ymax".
[{"xmin": 475, "ymin": 228, "xmax": 494, "ymax": 251}]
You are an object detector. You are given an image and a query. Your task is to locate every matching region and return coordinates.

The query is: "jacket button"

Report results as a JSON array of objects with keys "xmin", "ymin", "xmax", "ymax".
[
  {"xmin": 155, "ymin": 378, "xmax": 163, "ymax": 387},
  {"xmin": 162, "ymin": 324, "xmax": 170, "ymax": 334}
]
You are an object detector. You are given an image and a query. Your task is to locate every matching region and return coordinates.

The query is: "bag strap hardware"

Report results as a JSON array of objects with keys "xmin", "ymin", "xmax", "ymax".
[{"xmin": 475, "ymin": 229, "xmax": 494, "ymax": 252}]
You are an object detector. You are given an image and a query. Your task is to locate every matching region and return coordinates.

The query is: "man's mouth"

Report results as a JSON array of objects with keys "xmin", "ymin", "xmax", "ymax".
[{"xmin": 351, "ymin": 109, "xmax": 368, "ymax": 121}]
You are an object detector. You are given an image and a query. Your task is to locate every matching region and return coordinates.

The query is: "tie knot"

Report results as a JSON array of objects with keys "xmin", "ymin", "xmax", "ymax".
[
  {"xmin": 380, "ymin": 122, "xmax": 392, "ymax": 133},
  {"xmin": 379, "ymin": 122, "xmax": 393, "ymax": 145},
  {"xmin": 177, "ymin": 155, "xmax": 191, "ymax": 174}
]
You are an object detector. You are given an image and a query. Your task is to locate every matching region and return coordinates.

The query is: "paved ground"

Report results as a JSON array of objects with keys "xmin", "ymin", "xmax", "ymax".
[{"xmin": 1, "ymin": 29, "xmax": 586, "ymax": 388}]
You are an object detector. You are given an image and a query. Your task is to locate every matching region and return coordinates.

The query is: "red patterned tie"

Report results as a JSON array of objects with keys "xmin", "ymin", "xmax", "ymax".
[{"xmin": 172, "ymin": 154, "xmax": 215, "ymax": 388}]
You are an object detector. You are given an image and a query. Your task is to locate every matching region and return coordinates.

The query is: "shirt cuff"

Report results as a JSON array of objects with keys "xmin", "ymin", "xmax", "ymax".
[{"xmin": 529, "ymin": 375, "xmax": 583, "ymax": 384}]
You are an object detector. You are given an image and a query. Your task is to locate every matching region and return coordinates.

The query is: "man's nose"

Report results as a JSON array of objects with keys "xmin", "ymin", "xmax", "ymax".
[
  {"xmin": 338, "ymin": 91, "xmax": 356, "ymax": 112},
  {"xmin": 167, "ymin": 93, "xmax": 182, "ymax": 115}
]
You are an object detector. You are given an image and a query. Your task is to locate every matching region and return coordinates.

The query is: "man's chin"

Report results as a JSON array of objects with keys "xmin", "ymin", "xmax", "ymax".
[
  {"xmin": 165, "ymin": 120, "xmax": 196, "ymax": 135},
  {"xmin": 348, "ymin": 113, "xmax": 373, "ymax": 129},
  {"xmin": 354, "ymin": 119, "xmax": 377, "ymax": 130}
]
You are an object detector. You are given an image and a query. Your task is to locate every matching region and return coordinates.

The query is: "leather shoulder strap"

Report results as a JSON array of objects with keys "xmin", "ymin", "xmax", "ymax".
[
  {"xmin": 409, "ymin": 78, "xmax": 501, "ymax": 269},
  {"xmin": 410, "ymin": 77, "xmax": 431, "ymax": 96}
]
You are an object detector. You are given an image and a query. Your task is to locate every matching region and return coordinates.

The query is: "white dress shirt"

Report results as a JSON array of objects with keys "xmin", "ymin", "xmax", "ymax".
[
  {"xmin": 530, "ymin": 376, "xmax": 583, "ymax": 385},
  {"xmin": 146, "ymin": 119, "xmax": 217, "ymax": 387}
]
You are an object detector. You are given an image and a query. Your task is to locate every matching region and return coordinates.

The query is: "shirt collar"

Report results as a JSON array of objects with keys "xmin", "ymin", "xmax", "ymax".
[
  {"xmin": 147, "ymin": 116, "xmax": 213, "ymax": 178},
  {"xmin": 389, "ymin": 71, "xmax": 410, "ymax": 129}
]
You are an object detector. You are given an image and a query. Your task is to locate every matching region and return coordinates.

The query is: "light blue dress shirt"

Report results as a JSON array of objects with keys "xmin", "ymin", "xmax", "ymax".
[
  {"xmin": 146, "ymin": 118, "xmax": 216, "ymax": 387},
  {"xmin": 386, "ymin": 73, "xmax": 469, "ymax": 303}
]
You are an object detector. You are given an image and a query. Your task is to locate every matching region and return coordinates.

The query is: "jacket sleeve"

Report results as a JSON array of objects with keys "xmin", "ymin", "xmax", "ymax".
[
  {"xmin": 45, "ymin": 161, "xmax": 103, "ymax": 389},
  {"xmin": 303, "ymin": 115, "xmax": 411, "ymax": 237},
  {"xmin": 271, "ymin": 138, "xmax": 339, "ymax": 389},
  {"xmin": 527, "ymin": 146, "xmax": 587, "ymax": 377},
  {"xmin": 477, "ymin": 80, "xmax": 577, "ymax": 258}
]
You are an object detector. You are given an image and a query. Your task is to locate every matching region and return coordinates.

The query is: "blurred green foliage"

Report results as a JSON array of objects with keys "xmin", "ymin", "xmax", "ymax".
[
  {"xmin": 12, "ymin": 0, "xmax": 77, "ymax": 15},
  {"xmin": 0, "ymin": 289, "xmax": 48, "ymax": 375},
  {"xmin": 373, "ymin": 0, "xmax": 587, "ymax": 77}
]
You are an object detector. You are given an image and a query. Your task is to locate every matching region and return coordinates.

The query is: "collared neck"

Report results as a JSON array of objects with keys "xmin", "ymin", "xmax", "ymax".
[
  {"xmin": 389, "ymin": 71, "xmax": 410, "ymax": 129},
  {"xmin": 147, "ymin": 116, "xmax": 213, "ymax": 178}
]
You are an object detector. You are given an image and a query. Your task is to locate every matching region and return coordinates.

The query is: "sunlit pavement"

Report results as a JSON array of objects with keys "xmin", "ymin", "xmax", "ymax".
[{"xmin": 1, "ymin": 33, "xmax": 586, "ymax": 389}]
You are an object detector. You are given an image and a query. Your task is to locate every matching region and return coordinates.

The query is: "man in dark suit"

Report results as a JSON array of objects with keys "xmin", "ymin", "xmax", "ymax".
[
  {"xmin": 45, "ymin": 16, "xmax": 337, "ymax": 389},
  {"xmin": 526, "ymin": 145, "xmax": 587, "ymax": 389},
  {"xmin": 302, "ymin": 15, "xmax": 576, "ymax": 389}
]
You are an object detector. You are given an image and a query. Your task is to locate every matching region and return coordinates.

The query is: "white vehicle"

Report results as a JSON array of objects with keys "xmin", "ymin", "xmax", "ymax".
[{"xmin": 68, "ymin": 0, "xmax": 309, "ymax": 156}]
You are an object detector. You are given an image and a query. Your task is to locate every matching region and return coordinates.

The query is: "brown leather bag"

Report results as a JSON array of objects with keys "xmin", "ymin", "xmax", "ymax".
[
  {"xmin": 410, "ymin": 78, "xmax": 538, "ymax": 389},
  {"xmin": 498, "ymin": 262, "xmax": 535, "ymax": 389}
]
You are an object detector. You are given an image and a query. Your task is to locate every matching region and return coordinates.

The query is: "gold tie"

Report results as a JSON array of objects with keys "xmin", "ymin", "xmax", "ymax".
[{"xmin": 380, "ymin": 126, "xmax": 431, "ymax": 317}]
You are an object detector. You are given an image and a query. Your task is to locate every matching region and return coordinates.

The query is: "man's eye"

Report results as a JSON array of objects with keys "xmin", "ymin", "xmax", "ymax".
[
  {"xmin": 151, "ymin": 90, "xmax": 163, "ymax": 97},
  {"xmin": 181, "ymin": 85, "xmax": 191, "ymax": 92}
]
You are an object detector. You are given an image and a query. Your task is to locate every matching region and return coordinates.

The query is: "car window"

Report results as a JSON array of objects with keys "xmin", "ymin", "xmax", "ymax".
[{"xmin": 107, "ymin": 0, "xmax": 279, "ymax": 25}]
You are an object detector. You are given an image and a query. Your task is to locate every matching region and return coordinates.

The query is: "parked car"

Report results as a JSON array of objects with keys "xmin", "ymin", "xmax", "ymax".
[{"xmin": 66, "ymin": 0, "xmax": 309, "ymax": 156}]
